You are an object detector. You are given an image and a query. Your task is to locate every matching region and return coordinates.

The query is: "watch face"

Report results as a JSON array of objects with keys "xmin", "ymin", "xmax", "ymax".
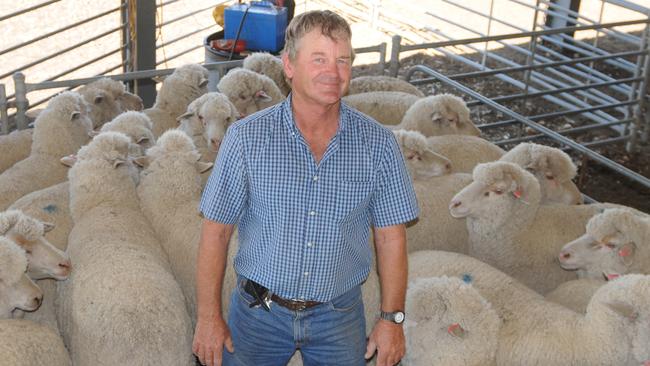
[{"xmin": 394, "ymin": 312, "xmax": 405, "ymax": 323}]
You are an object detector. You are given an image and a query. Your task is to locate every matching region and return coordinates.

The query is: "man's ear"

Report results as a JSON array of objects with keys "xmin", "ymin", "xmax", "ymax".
[{"xmin": 281, "ymin": 52, "xmax": 294, "ymax": 81}]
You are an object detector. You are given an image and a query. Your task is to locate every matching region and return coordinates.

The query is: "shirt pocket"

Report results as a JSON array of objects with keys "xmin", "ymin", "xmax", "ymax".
[{"xmin": 335, "ymin": 180, "xmax": 374, "ymax": 223}]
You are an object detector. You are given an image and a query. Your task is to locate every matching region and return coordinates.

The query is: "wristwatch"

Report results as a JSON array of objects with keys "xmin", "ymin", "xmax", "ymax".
[{"xmin": 380, "ymin": 310, "xmax": 405, "ymax": 324}]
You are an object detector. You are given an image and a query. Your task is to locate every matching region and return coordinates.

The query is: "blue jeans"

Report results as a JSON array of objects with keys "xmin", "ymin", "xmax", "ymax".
[{"xmin": 223, "ymin": 277, "xmax": 366, "ymax": 366}]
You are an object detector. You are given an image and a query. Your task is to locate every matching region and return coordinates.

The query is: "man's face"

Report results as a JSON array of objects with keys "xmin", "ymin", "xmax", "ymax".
[{"xmin": 283, "ymin": 28, "xmax": 353, "ymax": 107}]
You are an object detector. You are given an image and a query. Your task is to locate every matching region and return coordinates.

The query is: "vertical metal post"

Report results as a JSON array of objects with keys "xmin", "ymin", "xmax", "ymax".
[
  {"xmin": 481, "ymin": 0, "xmax": 495, "ymax": 67},
  {"xmin": 134, "ymin": 0, "xmax": 156, "ymax": 108},
  {"xmin": 628, "ymin": 25, "xmax": 650, "ymax": 150},
  {"xmin": 389, "ymin": 35, "xmax": 401, "ymax": 77},
  {"xmin": 377, "ymin": 42, "xmax": 387, "ymax": 74},
  {"xmin": 523, "ymin": 0, "xmax": 541, "ymax": 99},
  {"xmin": 0, "ymin": 84, "xmax": 8, "ymax": 135},
  {"xmin": 369, "ymin": 0, "xmax": 380, "ymax": 30},
  {"xmin": 13, "ymin": 72, "xmax": 29, "ymax": 130}
]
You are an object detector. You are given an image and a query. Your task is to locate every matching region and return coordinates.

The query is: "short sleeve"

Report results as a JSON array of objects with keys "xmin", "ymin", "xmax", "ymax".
[
  {"xmin": 199, "ymin": 126, "xmax": 248, "ymax": 224},
  {"xmin": 371, "ymin": 133, "xmax": 419, "ymax": 227}
]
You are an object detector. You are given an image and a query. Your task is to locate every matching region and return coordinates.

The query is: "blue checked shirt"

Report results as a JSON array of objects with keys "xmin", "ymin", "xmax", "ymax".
[{"xmin": 200, "ymin": 96, "xmax": 419, "ymax": 302}]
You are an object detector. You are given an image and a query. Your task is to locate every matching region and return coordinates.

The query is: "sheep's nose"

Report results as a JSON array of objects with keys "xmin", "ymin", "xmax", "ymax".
[
  {"xmin": 450, "ymin": 200, "xmax": 462, "ymax": 208},
  {"xmin": 59, "ymin": 259, "xmax": 72, "ymax": 273},
  {"xmin": 34, "ymin": 295, "xmax": 43, "ymax": 307},
  {"xmin": 210, "ymin": 138, "xmax": 221, "ymax": 150},
  {"xmin": 445, "ymin": 162, "xmax": 452, "ymax": 172},
  {"xmin": 559, "ymin": 251, "xmax": 571, "ymax": 261}
]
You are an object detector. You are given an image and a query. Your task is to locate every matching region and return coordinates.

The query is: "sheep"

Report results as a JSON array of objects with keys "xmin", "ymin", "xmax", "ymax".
[
  {"xmin": 342, "ymin": 91, "xmax": 420, "ymax": 125},
  {"xmin": 424, "ymin": 134, "xmax": 505, "ymax": 173},
  {"xmin": 177, "ymin": 92, "xmax": 239, "ymax": 163},
  {"xmin": 544, "ymin": 278, "xmax": 607, "ymax": 313},
  {"xmin": 99, "ymin": 111, "xmax": 155, "ymax": 156},
  {"xmin": 136, "ymin": 130, "xmax": 242, "ymax": 326},
  {"xmin": 0, "ymin": 91, "xmax": 93, "ymax": 211},
  {"xmin": 0, "ymin": 210, "xmax": 70, "ymax": 281},
  {"xmin": 406, "ymin": 250, "xmax": 650, "ymax": 366},
  {"xmin": 57, "ymin": 131, "xmax": 194, "ymax": 365},
  {"xmin": 242, "ymin": 52, "xmax": 291, "ymax": 96},
  {"xmin": 0, "ymin": 128, "xmax": 32, "ymax": 174},
  {"xmin": 449, "ymin": 161, "xmax": 609, "ymax": 294},
  {"xmin": 145, "ymin": 63, "xmax": 209, "ymax": 138},
  {"xmin": 0, "ymin": 79, "xmax": 142, "ymax": 175},
  {"xmin": 348, "ymin": 75, "xmax": 425, "ymax": 97},
  {"xmin": 500, "ymin": 142, "xmax": 582, "ymax": 205},
  {"xmin": 0, "ymin": 236, "xmax": 42, "ymax": 318},
  {"xmin": 397, "ymin": 94, "xmax": 481, "ymax": 136},
  {"xmin": 217, "ymin": 68, "xmax": 285, "ymax": 117},
  {"xmin": 0, "ymin": 319, "xmax": 71, "ymax": 366},
  {"xmin": 558, "ymin": 208, "xmax": 650, "ymax": 279},
  {"xmin": 402, "ymin": 276, "xmax": 500, "ymax": 366},
  {"xmin": 392, "ymin": 129, "xmax": 452, "ymax": 179},
  {"xmin": 78, "ymin": 77, "xmax": 144, "ymax": 128}
]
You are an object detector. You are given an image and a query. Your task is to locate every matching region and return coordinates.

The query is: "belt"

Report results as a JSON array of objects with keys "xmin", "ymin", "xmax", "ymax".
[
  {"xmin": 243, "ymin": 279, "xmax": 322, "ymax": 311},
  {"xmin": 269, "ymin": 293, "xmax": 322, "ymax": 311}
]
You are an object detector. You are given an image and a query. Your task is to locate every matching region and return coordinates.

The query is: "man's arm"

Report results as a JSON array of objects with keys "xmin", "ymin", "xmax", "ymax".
[
  {"xmin": 365, "ymin": 223, "xmax": 408, "ymax": 366},
  {"xmin": 193, "ymin": 219, "xmax": 236, "ymax": 366}
]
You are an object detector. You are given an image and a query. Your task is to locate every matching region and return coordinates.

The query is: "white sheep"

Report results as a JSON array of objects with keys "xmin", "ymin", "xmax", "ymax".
[
  {"xmin": 145, "ymin": 63, "xmax": 209, "ymax": 138},
  {"xmin": 426, "ymin": 134, "xmax": 505, "ymax": 173},
  {"xmin": 342, "ymin": 91, "xmax": 420, "ymax": 125},
  {"xmin": 500, "ymin": 142, "xmax": 583, "ymax": 205},
  {"xmin": 78, "ymin": 77, "xmax": 144, "ymax": 128},
  {"xmin": 99, "ymin": 110, "xmax": 155, "ymax": 156},
  {"xmin": 177, "ymin": 92, "xmax": 239, "ymax": 163},
  {"xmin": 544, "ymin": 277, "xmax": 606, "ymax": 313},
  {"xmin": 0, "ymin": 319, "xmax": 71, "ymax": 365},
  {"xmin": 348, "ymin": 75, "xmax": 425, "ymax": 97},
  {"xmin": 558, "ymin": 208, "xmax": 650, "ymax": 279},
  {"xmin": 136, "ymin": 130, "xmax": 237, "ymax": 326},
  {"xmin": 391, "ymin": 129, "xmax": 472, "ymax": 254},
  {"xmin": 407, "ymin": 250, "xmax": 650, "ymax": 366},
  {"xmin": 0, "ymin": 79, "xmax": 142, "ymax": 176},
  {"xmin": 242, "ymin": 52, "xmax": 291, "ymax": 96},
  {"xmin": 57, "ymin": 131, "xmax": 194, "ymax": 365},
  {"xmin": 402, "ymin": 276, "xmax": 500, "ymax": 366},
  {"xmin": 449, "ymin": 161, "xmax": 608, "ymax": 294},
  {"xmin": 0, "ymin": 236, "xmax": 42, "ymax": 318},
  {"xmin": 217, "ymin": 68, "xmax": 285, "ymax": 117},
  {"xmin": 0, "ymin": 91, "xmax": 93, "ymax": 211},
  {"xmin": 397, "ymin": 94, "xmax": 481, "ymax": 136},
  {"xmin": 0, "ymin": 128, "xmax": 32, "ymax": 174}
]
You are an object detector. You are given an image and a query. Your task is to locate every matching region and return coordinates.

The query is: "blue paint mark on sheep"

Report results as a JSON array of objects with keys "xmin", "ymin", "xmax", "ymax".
[
  {"xmin": 462, "ymin": 274, "xmax": 473, "ymax": 284},
  {"xmin": 43, "ymin": 204, "xmax": 58, "ymax": 213}
]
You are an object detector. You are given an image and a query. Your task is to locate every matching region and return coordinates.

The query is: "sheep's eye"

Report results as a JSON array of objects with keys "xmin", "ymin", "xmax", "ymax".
[
  {"xmin": 525, "ymin": 167, "xmax": 536, "ymax": 173},
  {"xmin": 588, "ymin": 242, "xmax": 601, "ymax": 249},
  {"xmin": 483, "ymin": 191, "xmax": 490, "ymax": 197},
  {"xmin": 417, "ymin": 156, "xmax": 422, "ymax": 161},
  {"xmin": 545, "ymin": 174, "xmax": 555, "ymax": 180},
  {"xmin": 494, "ymin": 189, "xmax": 504, "ymax": 195},
  {"xmin": 25, "ymin": 249, "xmax": 32, "ymax": 254},
  {"xmin": 239, "ymin": 94, "xmax": 247, "ymax": 100},
  {"xmin": 198, "ymin": 115, "xmax": 204, "ymax": 121},
  {"xmin": 406, "ymin": 153, "xmax": 416, "ymax": 160},
  {"xmin": 605, "ymin": 243, "xmax": 616, "ymax": 249}
]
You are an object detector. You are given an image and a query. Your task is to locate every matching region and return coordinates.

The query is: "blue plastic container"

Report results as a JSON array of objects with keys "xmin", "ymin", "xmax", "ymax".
[{"xmin": 224, "ymin": 2, "xmax": 288, "ymax": 53}]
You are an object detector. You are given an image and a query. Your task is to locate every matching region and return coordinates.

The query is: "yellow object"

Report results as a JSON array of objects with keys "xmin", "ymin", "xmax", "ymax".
[{"xmin": 213, "ymin": 4, "xmax": 227, "ymax": 27}]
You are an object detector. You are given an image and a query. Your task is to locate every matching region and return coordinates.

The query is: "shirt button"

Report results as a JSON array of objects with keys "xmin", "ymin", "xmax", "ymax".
[
  {"xmin": 308, "ymin": 210, "xmax": 316, "ymax": 216},
  {"xmin": 307, "ymin": 242, "xmax": 314, "ymax": 247},
  {"xmin": 303, "ymin": 272, "xmax": 309, "ymax": 276},
  {"xmin": 313, "ymin": 175, "xmax": 319, "ymax": 181}
]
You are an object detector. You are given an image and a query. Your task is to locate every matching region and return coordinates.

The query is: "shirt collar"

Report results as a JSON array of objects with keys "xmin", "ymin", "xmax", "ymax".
[{"xmin": 281, "ymin": 93, "xmax": 348, "ymax": 137}]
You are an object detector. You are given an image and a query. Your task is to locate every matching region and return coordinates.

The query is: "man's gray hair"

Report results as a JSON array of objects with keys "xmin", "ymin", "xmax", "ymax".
[{"xmin": 282, "ymin": 10, "xmax": 355, "ymax": 61}]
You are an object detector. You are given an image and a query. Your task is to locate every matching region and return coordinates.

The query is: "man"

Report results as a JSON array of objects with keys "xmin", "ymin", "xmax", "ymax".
[{"xmin": 193, "ymin": 10, "xmax": 418, "ymax": 366}]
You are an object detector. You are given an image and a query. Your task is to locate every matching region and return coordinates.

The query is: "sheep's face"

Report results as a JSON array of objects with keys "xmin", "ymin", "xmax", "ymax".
[
  {"xmin": 5, "ymin": 230, "xmax": 72, "ymax": 281},
  {"xmin": 0, "ymin": 273, "xmax": 43, "ymax": 317},
  {"xmin": 524, "ymin": 165, "xmax": 582, "ymax": 205},
  {"xmin": 449, "ymin": 178, "xmax": 520, "ymax": 219},
  {"xmin": 282, "ymin": 27, "xmax": 352, "ymax": 107},
  {"xmin": 201, "ymin": 102, "xmax": 239, "ymax": 152},
  {"xmin": 404, "ymin": 277, "xmax": 499, "ymax": 365},
  {"xmin": 403, "ymin": 147, "xmax": 452, "ymax": 180},
  {"xmin": 558, "ymin": 231, "xmax": 636, "ymax": 278}
]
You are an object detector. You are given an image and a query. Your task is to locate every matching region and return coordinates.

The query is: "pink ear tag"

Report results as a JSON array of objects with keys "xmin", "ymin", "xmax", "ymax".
[
  {"xmin": 618, "ymin": 247, "xmax": 632, "ymax": 257},
  {"xmin": 447, "ymin": 323, "xmax": 465, "ymax": 338},
  {"xmin": 642, "ymin": 360, "xmax": 650, "ymax": 366},
  {"xmin": 511, "ymin": 190, "xmax": 529, "ymax": 205},
  {"xmin": 605, "ymin": 273, "xmax": 620, "ymax": 281}
]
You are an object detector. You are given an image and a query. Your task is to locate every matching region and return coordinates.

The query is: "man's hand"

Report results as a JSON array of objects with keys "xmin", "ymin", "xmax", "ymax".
[
  {"xmin": 365, "ymin": 319, "xmax": 405, "ymax": 366},
  {"xmin": 192, "ymin": 317, "xmax": 234, "ymax": 366}
]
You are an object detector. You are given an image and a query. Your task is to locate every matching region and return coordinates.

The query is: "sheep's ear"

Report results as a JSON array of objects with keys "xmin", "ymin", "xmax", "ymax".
[
  {"xmin": 196, "ymin": 161, "xmax": 213, "ymax": 174},
  {"xmin": 254, "ymin": 90, "xmax": 272, "ymax": 102},
  {"xmin": 133, "ymin": 156, "xmax": 149, "ymax": 168},
  {"xmin": 60, "ymin": 155, "xmax": 77, "ymax": 167},
  {"xmin": 151, "ymin": 75, "xmax": 166, "ymax": 83},
  {"xmin": 88, "ymin": 130, "xmax": 100, "ymax": 138},
  {"xmin": 606, "ymin": 301, "xmax": 638, "ymax": 322},
  {"xmin": 70, "ymin": 111, "xmax": 81, "ymax": 121},
  {"xmin": 431, "ymin": 112, "xmax": 442, "ymax": 122},
  {"xmin": 176, "ymin": 111, "xmax": 194, "ymax": 122},
  {"xmin": 618, "ymin": 242, "xmax": 636, "ymax": 266},
  {"xmin": 136, "ymin": 136, "xmax": 150, "ymax": 145},
  {"xmin": 94, "ymin": 94, "xmax": 104, "ymax": 104},
  {"xmin": 602, "ymin": 272, "xmax": 621, "ymax": 281},
  {"xmin": 199, "ymin": 78, "xmax": 209, "ymax": 88},
  {"xmin": 42, "ymin": 222, "xmax": 55, "ymax": 232},
  {"xmin": 113, "ymin": 158, "xmax": 126, "ymax": 168}
]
